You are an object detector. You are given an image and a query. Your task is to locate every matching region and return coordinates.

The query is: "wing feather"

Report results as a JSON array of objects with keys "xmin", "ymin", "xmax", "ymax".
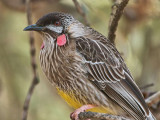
[{"xmin": 75, "ymin": 35, "xmax": 149, "ymax": 120}]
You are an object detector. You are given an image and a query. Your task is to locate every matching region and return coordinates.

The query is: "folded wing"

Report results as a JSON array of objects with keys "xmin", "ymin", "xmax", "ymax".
[{"xmin": 75, "ymin": 34, "xmax": 149, "ymax": 120}]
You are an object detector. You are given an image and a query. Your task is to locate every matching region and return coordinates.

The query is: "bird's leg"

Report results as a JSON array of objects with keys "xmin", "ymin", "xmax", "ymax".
[{"xmin": 70, "ymin": 104, "xmax": 96, "ymax": 120}]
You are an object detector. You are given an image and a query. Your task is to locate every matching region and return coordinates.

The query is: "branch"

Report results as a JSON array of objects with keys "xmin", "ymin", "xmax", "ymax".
[
  {"xmin": 22, "ymin": 0, "xmax": 39, "ymax": 120},
  {"xmin": 72, "ymin": 0, "xmax": 89, "ymax": 26},
  {"xmin": 146, "ymin": 91, "xmax": 160, "ymax": 107},
  {"xmin": 140, "ymin": 83, "xmax": 154, "ymax": 91},
  {"xmin": 78, "ymin": 111, "xmax": 129, "ymax": 120},
  {"xmin": 108, "ymin": 0, "xmax": 129, "ymax": 44}
]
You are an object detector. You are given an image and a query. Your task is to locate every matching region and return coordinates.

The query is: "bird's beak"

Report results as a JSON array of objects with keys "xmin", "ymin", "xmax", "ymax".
[{"xmin": 23, "ymin": 24, "xmax": 45, "ymax": 31}]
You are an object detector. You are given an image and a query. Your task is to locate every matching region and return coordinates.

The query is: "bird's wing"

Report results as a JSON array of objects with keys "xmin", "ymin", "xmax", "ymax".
[{"xmin": 75, "ymin": 35, "xmax": 149, "ymax": 120}]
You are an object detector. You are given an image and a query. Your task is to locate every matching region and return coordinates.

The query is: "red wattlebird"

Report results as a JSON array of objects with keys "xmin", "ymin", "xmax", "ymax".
[{"xmin": 24, "ymin": 12, "xmax": 156, "ymax": 120}]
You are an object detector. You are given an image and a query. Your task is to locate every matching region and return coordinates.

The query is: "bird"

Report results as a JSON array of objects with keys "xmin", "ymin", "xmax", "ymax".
[{"xmin": 24, "ymin": 12, "xmax": 156, "ymax": 120}]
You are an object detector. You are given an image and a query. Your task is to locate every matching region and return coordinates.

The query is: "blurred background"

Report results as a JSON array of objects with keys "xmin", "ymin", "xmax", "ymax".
[{"xmin": 0, "ymin": 0, "xmax": 160, "ymax": 120}]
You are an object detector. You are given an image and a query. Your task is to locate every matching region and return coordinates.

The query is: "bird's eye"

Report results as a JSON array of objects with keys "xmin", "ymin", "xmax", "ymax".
[{"xmin": 54, "ymin": 21, "xmax": 61, "ymax": 26}]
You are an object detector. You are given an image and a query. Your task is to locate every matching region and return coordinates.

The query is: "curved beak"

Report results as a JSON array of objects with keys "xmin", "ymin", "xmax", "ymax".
[{"xmin": 23, "ymin": 24, "xmax": 45, "ymax": 31}]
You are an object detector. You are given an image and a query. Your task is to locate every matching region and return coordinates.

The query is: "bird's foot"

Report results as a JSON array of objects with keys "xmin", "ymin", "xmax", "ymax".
[{"xmin": 70, "ymin": 104, "xmax": 96, "ymax": 120}]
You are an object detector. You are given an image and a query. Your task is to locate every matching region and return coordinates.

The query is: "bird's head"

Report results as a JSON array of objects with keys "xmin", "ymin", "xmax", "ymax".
[{"xmin": 24, "ymin": 12, "xmax": 78, "ymax": 47}]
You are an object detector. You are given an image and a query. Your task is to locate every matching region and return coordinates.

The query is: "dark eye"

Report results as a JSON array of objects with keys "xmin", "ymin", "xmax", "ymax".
[{"xmin": 54, "ymin": 21, "xmax": 61, "ymax": 26}]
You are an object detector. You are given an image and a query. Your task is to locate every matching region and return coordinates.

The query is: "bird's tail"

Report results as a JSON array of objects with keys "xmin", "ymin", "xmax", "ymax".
[{"xmin": 147, "ymin": 111, "xmax": 156, "ymax": 120}]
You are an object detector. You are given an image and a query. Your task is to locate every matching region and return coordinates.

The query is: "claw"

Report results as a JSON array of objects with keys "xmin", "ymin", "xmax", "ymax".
[{"xmin": 70, "ymin": 104, "xmax": 96, "ymax": 120}]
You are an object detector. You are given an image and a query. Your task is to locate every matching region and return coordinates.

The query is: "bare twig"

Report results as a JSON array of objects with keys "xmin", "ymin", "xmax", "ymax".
[
  {"xmin": 22, "ymin": 0, "xmax": 39, "ymax": 120},
  {"xmin": 72, "ymin": 0, "xmax": 89, "ymax": 26},
  {"xmin": 78, "ymin": 111, "xmax": 129, "ymax": 120},
  {"xmin": 140, "ymin": 83, "xmax": 154, "ymax": 90},
  {"xmin": 108, "ymin": 0, "xmax": 129, "ymax": 44},
  {"xmin": 146, "ymin": 91, "xmax": 160, "ymax": 107}
]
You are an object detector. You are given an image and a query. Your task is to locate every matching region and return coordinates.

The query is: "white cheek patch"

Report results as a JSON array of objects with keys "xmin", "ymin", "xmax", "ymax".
[{"xmin": 46, "ymin": 25, "xmax": 63, "ymax": 34}]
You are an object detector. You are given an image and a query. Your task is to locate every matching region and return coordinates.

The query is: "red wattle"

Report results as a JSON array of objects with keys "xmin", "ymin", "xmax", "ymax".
[
  {"xmin": 41, "ymin": 42, "xmax": 44, "ymax": 49},
  {"xmin": 57, "ymin": 34, "xmax": 67, "ymax": 46}
]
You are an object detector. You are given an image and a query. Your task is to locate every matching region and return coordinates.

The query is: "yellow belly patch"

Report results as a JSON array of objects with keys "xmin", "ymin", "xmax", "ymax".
[
  {"xmin": 57, "ymin": 87, "xmax": 82, "ymax": 109},
  {"xmin": 56, "ymin": 88, "xmax": 116, "ymax": 114}
]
